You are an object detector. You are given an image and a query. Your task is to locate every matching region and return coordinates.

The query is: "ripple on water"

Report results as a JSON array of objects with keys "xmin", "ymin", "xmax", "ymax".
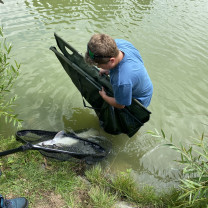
[{"xmin": 1, "ymin": 0, "xmax": 208, "ymax": 189}]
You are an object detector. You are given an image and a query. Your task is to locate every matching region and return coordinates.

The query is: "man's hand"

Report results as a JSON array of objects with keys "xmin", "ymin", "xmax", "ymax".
[
  {"xmin": 99, "ymin": 87, "xmax": 125, "ymax": 109},
  {"xmin": 99, "ymin": 87, "xmax": 107, "ymax": 98},
  {"xmin": 99, "ymin": 68, "xmax": 109, "ymax": 76}
]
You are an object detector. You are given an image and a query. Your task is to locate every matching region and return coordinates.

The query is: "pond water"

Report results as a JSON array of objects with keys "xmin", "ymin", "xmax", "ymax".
[{"xmin": 0, "ymin": 0, "xmax": 208, "ymax": 191}]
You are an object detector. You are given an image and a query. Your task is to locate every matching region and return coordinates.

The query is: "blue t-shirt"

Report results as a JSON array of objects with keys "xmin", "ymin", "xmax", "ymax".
[{"xmin": 109, "ymin": 39, "xmax": 153, "ymax": 107}]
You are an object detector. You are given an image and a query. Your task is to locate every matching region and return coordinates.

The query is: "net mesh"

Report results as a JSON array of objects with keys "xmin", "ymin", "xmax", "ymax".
[{"xmin": 16, "ymin": 130, "xmax": 110, "ymax": 164}]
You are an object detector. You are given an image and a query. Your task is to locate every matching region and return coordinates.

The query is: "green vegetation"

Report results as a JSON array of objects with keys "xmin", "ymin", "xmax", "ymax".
[
  {"xmin": 85, "ymin": 165, "xmax": 169, "ymax": 207},
  {"xmin": 88, "ymin": 186, "xmax": 116, "ymax": 208},
  {"xmin": 149, "ymin": 129, "xmax": 208, "ymax": 207},
  {"xmin": 0, "ymin": 26, "xmax": 22, "ymax": 128},
  {"xmin": 0, "ymin": 146, "xmax": 172, "ymax": 207}
]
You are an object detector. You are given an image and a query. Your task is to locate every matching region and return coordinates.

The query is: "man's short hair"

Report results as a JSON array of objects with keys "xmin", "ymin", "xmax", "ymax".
[{"xmin": 85, "ymin": 34, "xmax": 119, "ymax": 65}]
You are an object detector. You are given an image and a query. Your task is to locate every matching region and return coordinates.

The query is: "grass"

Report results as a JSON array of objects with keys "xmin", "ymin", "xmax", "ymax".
[
  {"xmin": 0, "ymin": 136, "xmax": 81, "ymax": 207},
  {"xmin": 88, "ymin": 186, "xmax": 117, "ymax": 208},
  {"xmin": 0, "ymin": 135, "xmax": 178, "ymax": 208}
]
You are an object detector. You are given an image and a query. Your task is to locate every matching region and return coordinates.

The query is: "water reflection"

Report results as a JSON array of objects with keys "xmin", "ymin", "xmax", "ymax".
[
  {"xmin": 25, "ymin": 0, "xmax": 153, "ymax": 33},
  {"xmin": 62, "ymin": 108, "xmax": 100, "ymax": 132}
]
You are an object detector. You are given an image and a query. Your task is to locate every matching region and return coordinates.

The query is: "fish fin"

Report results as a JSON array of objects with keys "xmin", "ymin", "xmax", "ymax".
[{"xmin": 54, "ymin": 130, "xmax": 66, "ymax": 139}]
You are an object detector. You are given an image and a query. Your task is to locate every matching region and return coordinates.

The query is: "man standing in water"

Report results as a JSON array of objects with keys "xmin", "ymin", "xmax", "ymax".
[{"xmin": 85, "ymin": 34, "xmax": 153, "ymax": 109}]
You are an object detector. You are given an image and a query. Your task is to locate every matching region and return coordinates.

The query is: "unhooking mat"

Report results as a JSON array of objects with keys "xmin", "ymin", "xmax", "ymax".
[{"xmin": 50, "ymin": 33, "xmax": 151, "ymax": 137}]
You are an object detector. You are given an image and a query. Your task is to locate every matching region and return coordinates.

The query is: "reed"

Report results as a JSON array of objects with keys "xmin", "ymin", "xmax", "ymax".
[
  {"xmin": 149, "ymin": 129, "xmax": 208, "ymax": 207},
  {"xmin": 0, "ymin": 26, "xmax": 22, "ymax": 128}
]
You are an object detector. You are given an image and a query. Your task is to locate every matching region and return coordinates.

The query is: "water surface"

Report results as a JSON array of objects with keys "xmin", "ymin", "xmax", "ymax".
[{"xmin": 0, "ymin": 0, "xmax": 208, "ymax": 191}]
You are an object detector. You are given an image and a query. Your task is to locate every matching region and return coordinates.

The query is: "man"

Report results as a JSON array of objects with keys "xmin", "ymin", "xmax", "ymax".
[{"xmin": 85, "ymin": 34, "xmax": 153, "ymax": 109}]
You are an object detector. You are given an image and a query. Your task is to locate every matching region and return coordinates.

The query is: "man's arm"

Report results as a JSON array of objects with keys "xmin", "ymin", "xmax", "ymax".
[{"xmin": 99, "ymin": 87, "xmax": 125, "ymax": 109}]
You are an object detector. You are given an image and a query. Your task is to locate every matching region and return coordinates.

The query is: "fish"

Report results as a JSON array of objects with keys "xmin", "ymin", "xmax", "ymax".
[
  {"xmin": 38, "ymin": 130, "xmax": 79, "ymax": 147},
  {"xmin": 36, "ymin": 128, "xmax": 107, "ymax": 156}
]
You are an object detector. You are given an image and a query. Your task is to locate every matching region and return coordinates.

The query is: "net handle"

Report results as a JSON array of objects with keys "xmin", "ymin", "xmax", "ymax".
[
  {"xmin": 0, "ymin": 143, "xmax": 106, "ymax": 158},
  {"xmin": 0, "ymin": 143, "xmax": 33, "ymax": 157}
]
